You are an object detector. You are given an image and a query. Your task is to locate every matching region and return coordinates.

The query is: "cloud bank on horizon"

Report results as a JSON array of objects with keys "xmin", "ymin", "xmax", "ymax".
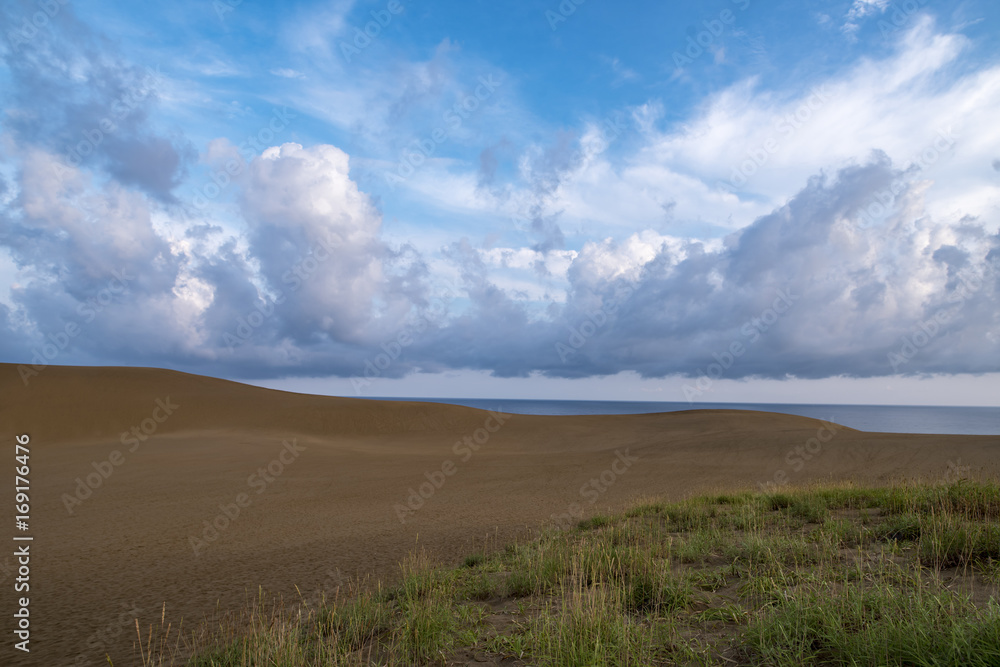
[{"xmin": 0, "ymin": 0, "xmax": 998, "ymax": 393}]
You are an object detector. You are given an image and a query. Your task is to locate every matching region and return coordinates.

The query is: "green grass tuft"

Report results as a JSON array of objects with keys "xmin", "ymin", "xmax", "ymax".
[
  {"xmin": 577, "ymin": 515, "xmax": 611, "ymax": 530},
  {"xmin": 463, "ymin": 553, "xmax": 485, "ymax": 568}
]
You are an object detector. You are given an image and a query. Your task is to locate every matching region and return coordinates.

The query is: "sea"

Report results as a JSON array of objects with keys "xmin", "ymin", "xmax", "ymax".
[{"xmin": 371, "ymin": 398, "xmax": 1000, "ymax": 436}]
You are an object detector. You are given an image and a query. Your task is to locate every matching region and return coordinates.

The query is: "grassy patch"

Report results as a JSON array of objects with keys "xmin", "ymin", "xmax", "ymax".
[
  {"xmin": 173, "ymin": 480, "xmax": 1000, "ymax": 666},
  {"xmin": 462, "ymin": 553, "xmax": 485, "ymax": 568},
  {"xmin": 577, "ymin": 515, "xmax": 611, "ymax": 530},
  {"xmin": 742, "ymin": 582, "xmax": 1000, "ymax": 666}
]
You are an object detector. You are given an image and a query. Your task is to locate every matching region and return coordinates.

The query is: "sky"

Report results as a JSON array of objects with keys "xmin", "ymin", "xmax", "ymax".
[{"xmin": 1, "ymin": 0, "xmax": 999, "ymax": 405}]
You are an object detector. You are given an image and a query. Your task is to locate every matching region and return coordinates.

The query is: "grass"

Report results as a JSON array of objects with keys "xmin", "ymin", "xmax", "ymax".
[{"xmin": 140, "ymin": 479, "xmax": 1000, "ymax": 666}]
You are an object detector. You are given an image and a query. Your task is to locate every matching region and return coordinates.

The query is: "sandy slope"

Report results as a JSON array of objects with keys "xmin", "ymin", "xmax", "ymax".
[{"xmin": 0, "ymin": 363, "xmax": 997, "ymax": 665}]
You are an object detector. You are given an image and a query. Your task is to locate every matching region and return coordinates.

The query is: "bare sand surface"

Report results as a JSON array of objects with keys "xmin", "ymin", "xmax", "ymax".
[{"xmin": 1, "ymin": 363, "xmax": 997, "ymax": 665}]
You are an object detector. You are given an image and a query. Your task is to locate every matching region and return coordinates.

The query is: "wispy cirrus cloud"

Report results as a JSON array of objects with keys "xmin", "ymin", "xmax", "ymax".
[{"xmin": 269, "ymin": 68, "xmax": 305, "ymax": 79}]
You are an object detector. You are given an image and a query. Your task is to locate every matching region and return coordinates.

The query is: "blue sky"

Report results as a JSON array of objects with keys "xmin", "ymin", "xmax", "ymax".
[{"xmin": 1, "ymin": 0, "xmax": 999, "ymax": 404}]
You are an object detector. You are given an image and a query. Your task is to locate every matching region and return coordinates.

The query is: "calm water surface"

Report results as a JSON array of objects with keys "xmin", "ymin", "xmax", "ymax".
[{"xmin": 372, "ymin": 398, "xmax": 1000, "ymax": 436}]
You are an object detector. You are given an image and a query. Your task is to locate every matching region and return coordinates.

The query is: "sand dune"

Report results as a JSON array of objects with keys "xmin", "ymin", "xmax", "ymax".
[{"xmin": 1, "ymin": 363, "xmax": 997, "ymax": 665}]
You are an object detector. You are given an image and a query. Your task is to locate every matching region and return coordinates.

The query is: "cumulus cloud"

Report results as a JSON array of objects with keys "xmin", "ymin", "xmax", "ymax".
[
  {"xmin": 0, "ymin": 148, "xmax": 190, "ymax": 366},
  {"xmin": 239, "ymin": 142, "xmax": 415, "ymax": 343},
  {"xmin": 0, "ymin": 142, "xmax": 433, "ymax": 378},
  {"xmin": 417, "ymin": 155, "xmax": 998, "ymax": 381},
  {"xmin": 1, "ymin": 141, "xmax": 996, "ymax": 382}
]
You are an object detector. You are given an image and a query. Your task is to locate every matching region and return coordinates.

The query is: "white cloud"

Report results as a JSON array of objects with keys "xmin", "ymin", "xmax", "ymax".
[
  {"xmin": 518, "ymin": 18, "xmax": 997, "ymax": 238},
  {"xmin": 0, "ymin": 147, "xmax": 202, "ymax": 358},
  {"xmin": 241, "ymin": 142, "xmax": 398, "ymax": 341},
  {"xmin": 283, "ymin": 1, "xmax": 356, "ymax": 59},
  {"xmin": 571, "ymin": 231, "xmax": 683, "ymax": 285},
  {"xmin": 269, "ymin": 68, "xmax": 305, "ymax": 79},
  {"xmin": 481, "ymin": 247, "xmax": 576, "ymax": 273},
  {"xmin": 843, "ymin": 0, "xmax": 890, "ymax": 37},
  {"xmin": 601, "ymin": 56, "xmax": 639, "ymax": 86}
]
